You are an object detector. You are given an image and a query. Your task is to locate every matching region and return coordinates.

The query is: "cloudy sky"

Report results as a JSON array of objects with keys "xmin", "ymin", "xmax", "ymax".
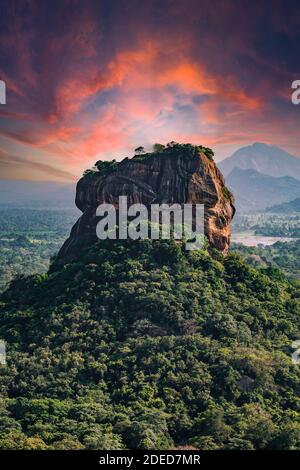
[{"xmin": 0, "ymin": 0, "xmax": 300, "ymax": 181}]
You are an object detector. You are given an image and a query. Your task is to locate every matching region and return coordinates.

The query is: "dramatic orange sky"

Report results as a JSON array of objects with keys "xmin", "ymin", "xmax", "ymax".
[{"xmin": 0, "ymin": 0, "xmax": 300, "ymax": 182}]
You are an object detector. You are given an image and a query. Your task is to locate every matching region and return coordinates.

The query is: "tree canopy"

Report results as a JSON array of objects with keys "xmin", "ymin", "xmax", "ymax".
[{"xmin": 0, "ymin": 238, "xmax": 299, "ymax": 449}]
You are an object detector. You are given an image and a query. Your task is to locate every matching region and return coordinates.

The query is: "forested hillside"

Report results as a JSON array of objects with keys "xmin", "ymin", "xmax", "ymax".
[{"xmin": 0, "ymin": 238, "xmax": 299, "ymax": 450}]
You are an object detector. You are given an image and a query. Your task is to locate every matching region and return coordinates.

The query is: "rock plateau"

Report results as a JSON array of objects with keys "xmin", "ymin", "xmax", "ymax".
[{"xmin": 56, "ymin": 145, "xmax": 235, "ymax": 263}]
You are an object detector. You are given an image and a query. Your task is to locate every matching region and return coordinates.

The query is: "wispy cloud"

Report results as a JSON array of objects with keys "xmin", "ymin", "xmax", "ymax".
[
  {"xmin": 0, "ymin": 0, "xmax": 299, "ymax": 181},
  {"xmin": 0, "ymin": 149, "xmax": 76, "ymax": 182}
]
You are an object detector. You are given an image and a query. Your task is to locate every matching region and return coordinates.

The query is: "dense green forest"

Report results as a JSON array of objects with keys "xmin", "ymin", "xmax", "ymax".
[
  {"xmin": 231, "ymin": 240, "xmax": 300, "ymax": 279},
  {"xmin": 0, "ymin": 237, "xmax": 299, "ymax": 450},
  {"xmin": 0, "ymin": 208, "xmax": 78, "ymax": 292}
]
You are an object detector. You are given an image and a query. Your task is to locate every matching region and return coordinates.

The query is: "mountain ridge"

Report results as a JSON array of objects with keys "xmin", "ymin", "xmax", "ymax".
[
  {"xmin": 266, "ymin": 196, "xmax": 300, "ymax": 213},
  {"xmin": 219, "ymin": 143, "xmax": 300, "ymax": 180},
  {"xmin": 226, "ymin": 167, "xmax": 300, "ymax": 212}
]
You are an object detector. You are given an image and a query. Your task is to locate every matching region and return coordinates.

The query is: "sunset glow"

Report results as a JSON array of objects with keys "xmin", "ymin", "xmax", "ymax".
[{"xmin": 0, "ymin": 0, "xmax": 300, "ymax": 181}]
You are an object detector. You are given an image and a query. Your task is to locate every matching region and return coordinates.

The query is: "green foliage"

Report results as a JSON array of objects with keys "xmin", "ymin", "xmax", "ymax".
[
  {"xmin": 134, "ymin": 147, "xmax": 145, "ymax": 155},
  {"xmin": 0, "ymin": 237, "xmax": 299, "ymax": 450},
  {"xmin": 231, "ymin": 239, "xmax": 300, "ymax": 279},
  {"xmin": 166, "ymin": 141, "xmax": 178, "ymax": 148},
  {"xmin": 82, "ymin": 160, "xmax": 118, "ymax": 177},
  {"xmin": 83, "ymin": 143, "xmax": 216, "ymax": 174},
  {"xmin": 195, "ymin": 146, "xmax": 215, "ymax": 161},
  {"xmin": 149, "ymin": 142, "xmax": 215, "ymax": 161},
  {"xmin": 94, "ymin": 160, "xmax": 118, "ymax": 174},
  {"xmin": 153, "ymin": 143, "xmax": 166, "ymax": 152},
  {"xmin": 83, "ymin": 169, "xmax": 97, "ymax": 177},
  {"xmin": 222, "ymin": 186, "xmax": 233, "ymax": 200}
]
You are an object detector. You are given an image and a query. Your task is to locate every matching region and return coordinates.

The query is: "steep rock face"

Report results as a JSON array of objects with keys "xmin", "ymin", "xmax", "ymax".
[{"xmin": 57, "ymin": 147, "xmax": 235, "ymax": 262}]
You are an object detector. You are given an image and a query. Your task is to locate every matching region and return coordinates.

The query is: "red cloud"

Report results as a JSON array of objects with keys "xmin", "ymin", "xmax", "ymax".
[{"xmin": 0, "ymin": 26, "xmax": 297, "ymax": 180}]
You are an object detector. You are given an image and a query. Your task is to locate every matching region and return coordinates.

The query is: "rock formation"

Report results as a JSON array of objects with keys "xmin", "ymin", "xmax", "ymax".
[{"xmin": 56, "ymin": 145, "xmax": 235, "ymax": 263}]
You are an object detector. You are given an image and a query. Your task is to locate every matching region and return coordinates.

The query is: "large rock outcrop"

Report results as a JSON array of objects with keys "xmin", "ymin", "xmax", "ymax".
[{"xmin": 56, "ymin": 146, "xmax": 235, "ymax": 263}]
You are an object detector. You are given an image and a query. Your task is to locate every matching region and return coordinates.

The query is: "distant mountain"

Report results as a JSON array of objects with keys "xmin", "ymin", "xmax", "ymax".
[
  {"xmin": 226, "ymin": 167, "xmax": 300, "ymax": 211},
  {"xmin": 266, "ymin": 197, "xmax": 300, "ymax": 213},
  {"xmin": 0, "ymin": 179, "xmax": 76, "ymax": 208},
  {"xmin": 219, "ymin": 143, "xmax": 300, "ymax": 179}
]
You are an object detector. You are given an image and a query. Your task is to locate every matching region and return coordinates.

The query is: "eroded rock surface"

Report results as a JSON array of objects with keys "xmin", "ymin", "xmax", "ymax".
[{"xmin": 57, "ymin": 146, "xmax": 235, "ymax": 262}]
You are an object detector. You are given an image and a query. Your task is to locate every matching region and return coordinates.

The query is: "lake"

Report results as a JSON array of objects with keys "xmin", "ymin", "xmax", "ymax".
[{"xmin": 231, "ymin": 232, "xmax": 298, "ymax": 247}]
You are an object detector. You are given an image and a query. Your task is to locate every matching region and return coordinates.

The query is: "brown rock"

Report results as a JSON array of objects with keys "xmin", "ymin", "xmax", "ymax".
[{"xmin": 56, "ymin": 146, "xmax": 235, "ymax": 263}]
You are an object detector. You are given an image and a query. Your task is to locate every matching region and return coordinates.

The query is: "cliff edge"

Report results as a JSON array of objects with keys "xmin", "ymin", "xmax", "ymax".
[{"xmin": 56, "ymin": 144, "xmax": 235, "ymax": 262}]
